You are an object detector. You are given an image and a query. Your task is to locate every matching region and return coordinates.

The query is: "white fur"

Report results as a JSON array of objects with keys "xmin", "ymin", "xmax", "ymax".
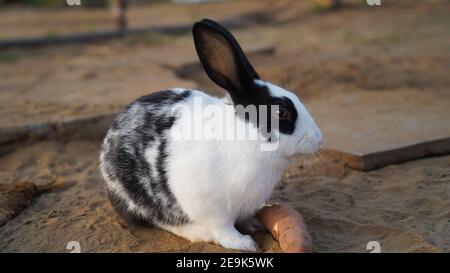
[{"xmin": 152, "ymin": 83, "xmax": 322, "ymax": 251}]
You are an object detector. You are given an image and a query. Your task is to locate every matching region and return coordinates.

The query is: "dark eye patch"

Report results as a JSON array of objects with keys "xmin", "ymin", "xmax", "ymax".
[
  {"xmin": 232, "ymin": 83, "xmax": 298, "ymax": 136},
  {"xmin": 275, "ymin": 96, "xmax": 297, "ymax": 134}
]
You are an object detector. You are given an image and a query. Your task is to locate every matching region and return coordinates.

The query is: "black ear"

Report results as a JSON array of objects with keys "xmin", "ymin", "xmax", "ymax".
[{"xmin": 192, "ymin": 19, "xmax": 260, "ymax": 103}]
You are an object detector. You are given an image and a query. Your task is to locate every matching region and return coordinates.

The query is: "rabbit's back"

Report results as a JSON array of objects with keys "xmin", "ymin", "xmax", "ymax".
[{"xmin": 100, "ymin": 89, "xmax": 192, "ymax": 226}]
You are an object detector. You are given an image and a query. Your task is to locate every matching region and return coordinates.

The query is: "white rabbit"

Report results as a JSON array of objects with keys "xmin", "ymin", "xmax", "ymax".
[{"xmin": 100, "ymin": 18, "xmax": 322, "ymax": 251}]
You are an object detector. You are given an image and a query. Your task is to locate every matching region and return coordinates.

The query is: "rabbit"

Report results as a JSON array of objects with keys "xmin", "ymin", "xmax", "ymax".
[{"xmin": 99, "ymin": 18, "xmax": 322, "ymax": 251}]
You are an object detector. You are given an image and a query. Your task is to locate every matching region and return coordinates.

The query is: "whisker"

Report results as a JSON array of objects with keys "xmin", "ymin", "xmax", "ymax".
[{"xmin": 319, "ymin": 147, "xmax": 328, "ymax": 162}]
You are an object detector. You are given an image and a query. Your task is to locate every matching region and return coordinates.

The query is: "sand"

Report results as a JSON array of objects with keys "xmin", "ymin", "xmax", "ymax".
[
  {"xmin": 0, "ymin": 140, "xmax": 279, "ymax": 253},
  {"xmin": 0, "ymin": 0, "xmax": 449, "ymax": 252},
  {"xmin": 278, "ymin": 156, "xmax": 449, "ymax": 252},
  {"xmin": 0, "ymin": 140, "xmax": 448, "ymax": 252}
]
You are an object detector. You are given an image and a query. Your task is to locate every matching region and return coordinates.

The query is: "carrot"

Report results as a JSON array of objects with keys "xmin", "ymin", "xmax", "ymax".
[{"xmin": 257, "ymin": 202, "xmax": 313, "ymax": 253}]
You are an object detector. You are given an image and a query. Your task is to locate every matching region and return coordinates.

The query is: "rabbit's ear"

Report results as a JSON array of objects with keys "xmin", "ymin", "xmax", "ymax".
[{"xmin": 193, "ymin": 19, "xmax": 260, "ymax": 103}]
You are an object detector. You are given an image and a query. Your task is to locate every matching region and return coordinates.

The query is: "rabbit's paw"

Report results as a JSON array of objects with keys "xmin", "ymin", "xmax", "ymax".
[{"xmin": 214, "ymin": 225, "xmax": 259, "ymax": 252}]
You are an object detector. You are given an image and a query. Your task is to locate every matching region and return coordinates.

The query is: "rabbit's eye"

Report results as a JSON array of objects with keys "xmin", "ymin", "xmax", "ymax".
[{"xmin": 275, "ymin": 108, "xmax": 290, "ymax": 120}]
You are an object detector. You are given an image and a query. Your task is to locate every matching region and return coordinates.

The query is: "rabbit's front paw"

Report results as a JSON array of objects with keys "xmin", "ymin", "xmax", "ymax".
[{"xmin": 214, "ymin": 226, "xmax": 259, "ymax": 252}]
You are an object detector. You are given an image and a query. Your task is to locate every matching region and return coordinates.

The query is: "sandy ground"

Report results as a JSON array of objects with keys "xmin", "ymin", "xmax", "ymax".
[
  {"xmin": 0, "ymin": 0, "xmax": 449, "ymax": 252},
  {"xmin": 0, "ymin": 140, "xmax": 448, "ymax": 252},
  {"xmin": 0, "ymin": 140, "xmax": 280, "ymax": 253}
]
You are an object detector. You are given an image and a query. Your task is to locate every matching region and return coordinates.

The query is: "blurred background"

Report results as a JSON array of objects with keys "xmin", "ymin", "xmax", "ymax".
[{"xmin": 0, "ymin": 0, "xmax": 449, "ymax": 253}]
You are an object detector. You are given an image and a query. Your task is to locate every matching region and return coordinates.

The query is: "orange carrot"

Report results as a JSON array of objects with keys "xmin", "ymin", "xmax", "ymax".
[{"xmin": 257, "ymin": 202, "xmax": 313, "ymax": 253}]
